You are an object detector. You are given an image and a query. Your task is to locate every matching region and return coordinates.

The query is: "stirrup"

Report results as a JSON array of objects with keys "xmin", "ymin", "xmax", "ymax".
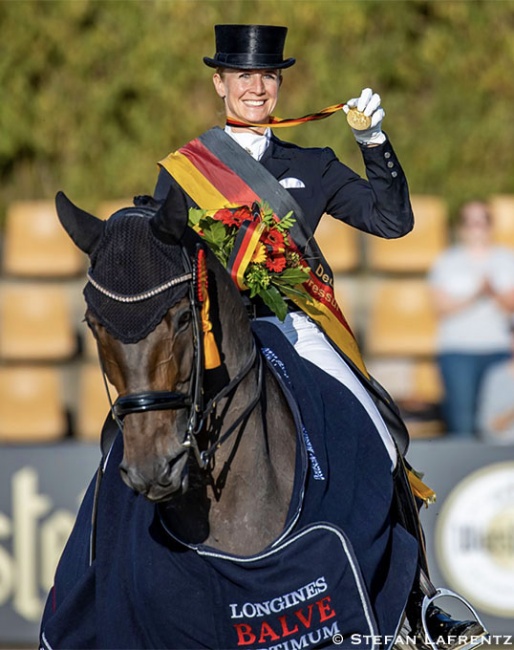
[{"xmin": 421, "ymin": 588, "xmax": 489, "ymax": 650}]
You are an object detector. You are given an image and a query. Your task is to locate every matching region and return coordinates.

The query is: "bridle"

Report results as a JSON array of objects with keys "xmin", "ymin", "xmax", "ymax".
[{"xmin": 90, "ymin": 243, "xmax": 263, "ymax": 470}]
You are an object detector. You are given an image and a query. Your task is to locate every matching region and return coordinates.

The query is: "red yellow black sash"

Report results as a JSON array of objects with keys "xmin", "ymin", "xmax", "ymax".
[
  {"xmin": 158, "ymin": 127, "xmax": 440, "ymax": 502},
  {"xmin": 159, "ymin": 127, "xmax": 368, "ymax": 377}
]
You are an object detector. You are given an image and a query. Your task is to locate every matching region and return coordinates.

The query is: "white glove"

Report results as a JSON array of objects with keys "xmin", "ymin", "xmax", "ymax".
[{"xmin": 343, "ymin": 88, "xmax": 386, "ymax": 146}]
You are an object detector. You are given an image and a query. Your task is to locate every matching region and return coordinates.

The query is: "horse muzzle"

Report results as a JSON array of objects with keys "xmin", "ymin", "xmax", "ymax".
[
  {"xmin": 120, "ymin": 449, "xmax": 190, "ymax": 502},
  {"xmin": 114, "ymin": 389, "xmax": 194, "ymax": 501}
]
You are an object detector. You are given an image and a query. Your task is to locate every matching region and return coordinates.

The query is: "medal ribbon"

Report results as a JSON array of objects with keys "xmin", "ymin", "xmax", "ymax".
[{"xmin": 225, "ymin": 103, "xmax": 345, "ymax": 129}]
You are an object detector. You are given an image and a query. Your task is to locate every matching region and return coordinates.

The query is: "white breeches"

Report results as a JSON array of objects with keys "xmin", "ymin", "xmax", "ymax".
[{"xmin": 259, "ymin": 311, "xmax": 397, "ymax": 470}]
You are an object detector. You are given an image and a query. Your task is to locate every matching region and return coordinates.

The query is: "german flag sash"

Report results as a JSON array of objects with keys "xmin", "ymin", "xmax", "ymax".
[
  {"xmin": 159, "ymin": 127, "xmax": 367, "ymax": 377},
  {"xmin": 158, "ymin": 126, "xmax": 428, "ymax": 469}
]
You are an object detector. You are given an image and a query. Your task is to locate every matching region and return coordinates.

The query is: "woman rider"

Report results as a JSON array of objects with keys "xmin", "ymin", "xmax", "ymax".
[
  {"xmin": 154, "ymin": 24, "xmax": 410, "ymax": 471},
  {"xmin": 153, "ymin": 24, "xmax": 487, "ymax": 646}
]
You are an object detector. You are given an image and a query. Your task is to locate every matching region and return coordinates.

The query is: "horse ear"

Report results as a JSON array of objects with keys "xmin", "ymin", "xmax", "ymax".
[
  {"xmin": 55, "ymin": 191, "xmax": 105, "ymax": 255},
  {"xmin": 150, "ymin": 177, "xmax": 189, "ymax": 244}
]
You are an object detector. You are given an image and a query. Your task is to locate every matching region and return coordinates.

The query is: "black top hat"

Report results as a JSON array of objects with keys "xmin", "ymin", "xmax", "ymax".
[{"xmin": 203, "ymin": 24, "xmax": 296, "ymax": 70}]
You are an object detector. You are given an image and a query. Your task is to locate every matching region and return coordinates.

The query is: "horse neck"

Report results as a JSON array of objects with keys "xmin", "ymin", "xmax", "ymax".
[
  {"xmin": 164, "ymin": 264, "xmax": 297, "ymax": 555},
  {"xmin": 165, "ymin": 363, "xmax": 297, "ymax": 556}
]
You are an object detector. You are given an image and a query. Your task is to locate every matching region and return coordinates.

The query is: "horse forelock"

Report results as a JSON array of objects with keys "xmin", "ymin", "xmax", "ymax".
[{"xmin": 85, "ymin": 207, "xmax": 189, "ymax": 343}]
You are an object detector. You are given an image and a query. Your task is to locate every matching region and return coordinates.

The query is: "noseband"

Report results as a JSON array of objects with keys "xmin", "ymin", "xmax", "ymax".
[
  {"xmin": 113, "ymin": 392, "xmax": 192, "ymax": 417},
  {"xmin": 90, "ymin": 243, "xmax": 262, "ymax": 470}
]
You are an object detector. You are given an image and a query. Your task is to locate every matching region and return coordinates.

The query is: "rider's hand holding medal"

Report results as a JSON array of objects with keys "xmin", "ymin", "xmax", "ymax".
[{"xmin": 344, "ymin": 87, "xmax": 386, "ymax": 146}]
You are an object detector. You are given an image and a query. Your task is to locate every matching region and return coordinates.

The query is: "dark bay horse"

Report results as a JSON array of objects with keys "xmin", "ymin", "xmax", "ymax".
[
  {"xmin": 62, "ymin": 185, "xmax": 298, "ymax": 555},
  {"xmin": 40, "ymin": 185, "xmax": 422, "ymax": 649}
]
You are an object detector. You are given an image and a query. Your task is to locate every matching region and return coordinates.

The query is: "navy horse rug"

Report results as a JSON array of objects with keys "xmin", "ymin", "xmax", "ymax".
[{"xmin": 40, "ymin": 321, "xmax": 418, "ymax": 650}]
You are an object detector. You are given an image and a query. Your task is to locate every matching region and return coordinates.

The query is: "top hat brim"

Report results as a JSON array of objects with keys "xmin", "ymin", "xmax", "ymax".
[{"xmin": 203, "ymin": 56, "xmax": 296, "ymax": 70}]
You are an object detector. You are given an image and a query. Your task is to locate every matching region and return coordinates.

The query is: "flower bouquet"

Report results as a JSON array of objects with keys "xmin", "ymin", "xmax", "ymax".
[{"xmin": 188, "ymin": 202, "xmax": 310, "ymax": 321}]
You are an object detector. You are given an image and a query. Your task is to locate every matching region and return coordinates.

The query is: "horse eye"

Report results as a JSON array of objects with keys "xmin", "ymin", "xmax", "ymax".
[
  {"xmin": 84, "ymin": 317, "xmax": 99, "ymax": 340},
  {"xmin": 176, "ymin": 309, "xmax": 192, "ymax": 332}
]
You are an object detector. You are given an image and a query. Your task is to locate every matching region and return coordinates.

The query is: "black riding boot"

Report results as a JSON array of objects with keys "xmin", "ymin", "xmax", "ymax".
[{"xmin": 406, "ymin": 586, "xmax": 488, "ymax": 649}]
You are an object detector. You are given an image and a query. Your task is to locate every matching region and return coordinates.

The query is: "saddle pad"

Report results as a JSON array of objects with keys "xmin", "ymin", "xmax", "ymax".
[
  {"xmin": 41, "ymin": 517, "xmax": 380, "ymax": 649},
  {"xmin": 195, "ymin": 523, "xmax": 379, "ymax": 650}
]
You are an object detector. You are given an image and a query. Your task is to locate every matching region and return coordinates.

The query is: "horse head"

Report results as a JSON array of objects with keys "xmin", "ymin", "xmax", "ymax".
[{"xmin": 56, "ymin": 183, "xmax": 255, "ymax": 503}]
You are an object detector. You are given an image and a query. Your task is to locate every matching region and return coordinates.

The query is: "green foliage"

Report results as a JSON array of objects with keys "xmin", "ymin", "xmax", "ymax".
[{"xmin": 2, "ymin": 0, "xmax": 514, "ymax": 221}]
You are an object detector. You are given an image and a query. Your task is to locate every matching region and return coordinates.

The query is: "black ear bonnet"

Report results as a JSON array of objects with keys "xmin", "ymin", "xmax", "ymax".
[{"xmin": 85, "ymin": 207, "xmax": 189, "ymax": 343}]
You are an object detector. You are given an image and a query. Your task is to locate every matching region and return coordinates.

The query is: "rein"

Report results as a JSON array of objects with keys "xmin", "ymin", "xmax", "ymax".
[
  {"xmin": 91, "ymin": 243, "xmax": 262, "ymax": 470},
  {"xmin": 184, "ymin": 349, "xmax": 262, "ymax": 468}
]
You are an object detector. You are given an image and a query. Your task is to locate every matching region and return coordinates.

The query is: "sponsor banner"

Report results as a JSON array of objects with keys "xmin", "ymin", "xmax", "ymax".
[
  {"xmin": 408, "ymin": 440, "xmax": 514, "ymax": 637},
  {"xmin": 1, "ymin": 440, "xmax": 514, "ymax": 645},
  {"xmin": 0, "ymin": 443, "xmax": 99, "ymax": 645},
  {"xmin": 436, "ymin": 462, "xmax": 514, "ymax": 618}
]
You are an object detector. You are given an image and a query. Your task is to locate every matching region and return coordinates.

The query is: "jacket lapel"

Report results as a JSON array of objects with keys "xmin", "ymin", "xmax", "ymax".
[{"xmin": 260, "ymin": 135, "xmax": 293, "ymax": 180}]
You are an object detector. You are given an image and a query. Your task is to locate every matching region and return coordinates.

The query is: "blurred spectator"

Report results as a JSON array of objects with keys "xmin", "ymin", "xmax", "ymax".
[
  {"xmin": 477, "ymin": 323, "xmax": 514, "ymax": 444},
  {"xmin": 428, "ymin": 200, "xmax": 514, "ymax": 436}
]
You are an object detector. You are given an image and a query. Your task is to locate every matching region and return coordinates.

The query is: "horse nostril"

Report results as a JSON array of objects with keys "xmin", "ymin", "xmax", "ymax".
[
  {"xmin": 119, "ymin": 463, "xmax": 150, "ymax": 495},
  {"xmin": 159, "ymin": 452, "xmax": 187, "ymax": 486},
  {"xmin": 118, "ymin": 452, "xmax": 188, "ymax": 498}
]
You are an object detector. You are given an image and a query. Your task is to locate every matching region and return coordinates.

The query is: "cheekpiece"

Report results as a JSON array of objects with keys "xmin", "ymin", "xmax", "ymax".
[{"xmin": 203, "ymin": 24, "xmax": 296, "ymax": 70}]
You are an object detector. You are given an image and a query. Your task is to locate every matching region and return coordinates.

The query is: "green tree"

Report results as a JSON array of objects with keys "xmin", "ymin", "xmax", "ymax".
[{"xmin": 2, "ymin": 0, "xmax": 514, "ymax": 221}]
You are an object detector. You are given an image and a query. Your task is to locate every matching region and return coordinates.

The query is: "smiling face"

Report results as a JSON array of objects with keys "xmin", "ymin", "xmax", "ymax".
[{"xmin": 212, "ymin": 68, "xmax": 282, "ymax": 133}]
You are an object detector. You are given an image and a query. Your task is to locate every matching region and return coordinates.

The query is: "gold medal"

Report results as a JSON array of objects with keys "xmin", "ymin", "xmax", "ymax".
[{"xmin": 346, "ymin": 108, "xmax": 372, "ymax": 131}]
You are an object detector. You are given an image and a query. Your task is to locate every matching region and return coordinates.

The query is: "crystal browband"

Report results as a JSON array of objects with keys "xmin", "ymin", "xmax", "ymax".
[{"xmin": 86, "ymin": 270, "xmax": 193, "ymax": 303}]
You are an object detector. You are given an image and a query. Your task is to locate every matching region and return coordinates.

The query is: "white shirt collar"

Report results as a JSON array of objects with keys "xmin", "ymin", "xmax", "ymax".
[{"xmin": 224, "ymin": 126, "xmax": 272, "ymax": 161}]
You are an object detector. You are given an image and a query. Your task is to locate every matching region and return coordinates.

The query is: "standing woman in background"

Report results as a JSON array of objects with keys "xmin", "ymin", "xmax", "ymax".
[{"xmin": 429, "ymin": 199, "xmax": 514, "ymax": 436}]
